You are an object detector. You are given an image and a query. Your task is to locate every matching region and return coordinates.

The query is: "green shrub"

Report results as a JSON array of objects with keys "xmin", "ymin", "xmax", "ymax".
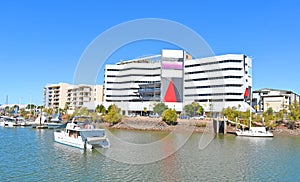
[
  {"xmin": 162, "ymin": 109, "xmax": 178, "ymax": 125},
  {"xmin": 104, "ymin": 104, "xmax": 122, "ymax": 125}
]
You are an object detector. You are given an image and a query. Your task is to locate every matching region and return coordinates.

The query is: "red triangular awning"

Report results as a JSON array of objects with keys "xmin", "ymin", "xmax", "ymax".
[{"xmin": 164, "ymin": 80, "xmax": 177, "ymax": 102}]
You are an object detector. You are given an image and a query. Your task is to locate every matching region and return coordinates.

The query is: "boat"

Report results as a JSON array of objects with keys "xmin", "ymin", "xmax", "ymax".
[
  {"xmin": 16, "ymin": 116, "xmax": 31, "ymax": 127},
  {"xmin": 45, "ymin": 113, "xmax": 64, "ymax": 129},
  {"xmin": 0, "ymin": 116, "xmax": 17, "ymax": 127},
  {"xmin": 236, "ymin": 127, "xmax": 274, "ymax": 137},
  {"xmin": 35, "ymin": 125, "xmax": 48, "ymax": 129},
  {"xmin": 54, "ymin": 116, "xmax": 110, "ymax": 149},
  {"xmin": 235, "ymin": 112, "xmax": 273, "ymax": 137},
  {"xmin": 235, "ymin": 88, "xmax": 273, "ymax": 137},
  {"xmin": 33, "ymin": 112, "xmax": 48, "ymax": 129}
]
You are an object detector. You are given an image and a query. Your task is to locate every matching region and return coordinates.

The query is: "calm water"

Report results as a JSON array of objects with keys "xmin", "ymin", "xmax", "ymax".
[{"xmin": 1, "ymin": 126, "xmax": 300, "ymax": 181}]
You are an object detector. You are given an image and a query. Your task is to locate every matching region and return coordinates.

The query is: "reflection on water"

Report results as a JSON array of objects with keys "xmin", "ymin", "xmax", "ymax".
[{"xmin": 0, "ymin": 126, "xmax": 300, "ymax": 181}]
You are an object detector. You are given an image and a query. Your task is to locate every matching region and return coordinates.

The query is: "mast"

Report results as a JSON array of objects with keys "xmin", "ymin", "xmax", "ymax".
[
  {"xmin": 249, "ymin": 106, "xmax": 251, "ymax": 129},
  {"xmin": 248, "ymin": 86, "xmax": 251, "ymax": 129},
  {"xmin": 40, "ymin": 108, "xmax": 42, "ymax": 126}
]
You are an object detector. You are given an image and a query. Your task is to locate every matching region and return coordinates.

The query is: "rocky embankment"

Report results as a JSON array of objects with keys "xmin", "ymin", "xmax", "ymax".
[
  {"xmin": 96, "ymin": 116, "xmax": 300, "ymax": 137},
  {"xmin": 111, "ymin": 117, "xmax": 169, "ymax": 131},
  {"xmin": 97, "ymin": 116, "xmax": 209, "ymax": 133}
]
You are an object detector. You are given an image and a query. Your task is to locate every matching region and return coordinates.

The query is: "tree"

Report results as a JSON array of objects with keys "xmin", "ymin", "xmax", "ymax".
[
  {"xmin": 184, "ymin": 102, "xmax": 202, "ymax": 117},
  {"xmin": 275, "ymin": 109, "xmax": 285, "ymax": 122},
  {"xmin": 96, "ymin": 104, "xmax": 106, "ymax": 114},
  {"xmin": 71, "ymin": 107, "xmax": 89, "ymax": 116},
  {"xmin": 19, "ymin": 108, "xmax": 27, "ymax": 118},
  {"xmin": 107, "ymin": 105, "xmax": 114, "ymax": 113},
  {"xmin": 37, "ymin": 105, "xmax": 44, "ymax": 109},
  {"xmin": 266, "ymin": 107, "xmax": 274, "ymax": 116},
  {"xmin": 153, "ymin": 102, "xmax": 168, "ymax": 115},
  {"xmin": 43, "ymin": 108, "xmax": 53, "ymax": 116},
  {"xmin": 26, "ymin": 104, "xmax": 35, "ymax": 110},
  {"xmin": 197, "ymin": 105, "xmax": 204, "ymax": 115},
  {"xmin": 162, "ymin": 109, "xmax": 178, "ymax": 125},
  {"xmin": 263, "ymin": 107, "xmax": 274, "ymax": 121},
  {"xmin": 61, "ymin": 103, "xmax": 69, "ymax": 115},
  {"xmin": 222, "ymin": 107, "xmax": 239, "ymax": 121},
  {"xmin": 285, "ymin": 101, "xmax": 300, "ymax": 129},
  {"xmin": 289, "ymin": 101, "xmax": 300, "ymax": 121},
  {"xmin": 222, "ymin": 107, "xmax": 251, "ymax": 126},
  {"xmin": 4, "ymin": 106, "xmax": 9, "ymax": 111},
  {"xmin": 104, "ymin": 104, "xmax": 122, "ymax": 125},
  {"xmin": 79, "ymin": 107, "xmax": 89, "ymax": 116}
]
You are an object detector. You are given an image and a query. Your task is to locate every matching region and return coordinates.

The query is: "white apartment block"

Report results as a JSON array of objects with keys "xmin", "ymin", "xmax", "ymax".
[
  {"xmin": 253, "ymin": 88, "xmax": 300, "ymax": 112},
  {"xmin": 66, "ymin": 85, "xmax": 103, "ymax": 111},
  {"xmin": 44, "ymin": 83, "xmax": 71, "ymax": 109},
  {"xmin": 44, "ymin": 83, "xmax": 103, "ymax": 111}
]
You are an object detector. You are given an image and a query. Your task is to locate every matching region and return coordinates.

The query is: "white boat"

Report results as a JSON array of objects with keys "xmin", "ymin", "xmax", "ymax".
[
  {"xmin": 0, "ymin": 116, "xmax": 17, "ymax": 127},
  {"xmin": 236, "ymin": 127, "xmax": 274, "ymax": 137},
  {"xmin": 235, "ymin": 92, "xmax": 274, "ymax": 137},
  {"xmin": 235, "ymin": 114, "xmax": 273, "ymax": 137},
  {"xmin": 46, "ymin": 114, "xmax": 63, "ymax": 129},
  {"xmin": 54, "ymin": 116, "xmax": 110, "ymax": 149}
]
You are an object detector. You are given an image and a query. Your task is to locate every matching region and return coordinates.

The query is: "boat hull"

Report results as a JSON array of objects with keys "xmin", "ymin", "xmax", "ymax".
[
  {"xmin": 46, "ymin": 123, "xmax": 64, "ymax": 129},
  {"xmin": 236, "ymin": 131, "xmax": 274, "ymax": 137},
  {"xmin": 54, "ymin": 131, "xmax": 86, "ymax": 149}
]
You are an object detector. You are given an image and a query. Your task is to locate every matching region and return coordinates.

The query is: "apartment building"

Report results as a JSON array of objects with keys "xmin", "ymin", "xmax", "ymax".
[
  {"xmin": 66, "ymin": 85, "xmax": 103, "ymax": 111},
  {"xmin": 44, "ymin": 83, "xmax": 71, "ymax": 109},
  {"xmin": 44, "ymin": 83, "xmax": 103, "ymax": 111},
  {"xmin": 253, "ymin": 88, "xmax": 300, "ymax": 112}
]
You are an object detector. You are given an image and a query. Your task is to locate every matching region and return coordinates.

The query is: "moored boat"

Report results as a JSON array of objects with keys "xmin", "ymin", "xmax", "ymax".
[
  {"xmin": 54, "ymin": 116, "xmax": 110, "ymax": 149},
  {"xmin": 0, "ymin": 116, "xmax": 17, "ymax": 127},
  {"xmin": 236, "ymin": 126, "xmax": 274, "ymax": 137},
  {"xmin": 46, "ymin": 115, "xmax": 64, "ymax": 129}
]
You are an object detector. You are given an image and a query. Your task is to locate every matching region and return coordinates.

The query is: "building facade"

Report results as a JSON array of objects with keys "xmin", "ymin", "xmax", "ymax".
[
  {"xmin": 253, "ymin": 88, "xmax": 300, "ymax": 112},
  {"xmin": 44, "ymin": 83, "xmax": 103, "ymax": 111},
  {"xmin": 103, "ymin": 50, "xmax": 252, "ymax": 114},
  {"xmin": 66, "ymin": 85, "xmax": 103, "ymax": 111},
  {"xmin": 184, "ymin": 54, "xmax": 252, "ymax": 112},
  {"xmin": 44, "ymin": 83, "xmax": 71, "ymax": 109},
  {"xmin": 104, "ymin": 55, "xmax": 161, "ymax": 102}
]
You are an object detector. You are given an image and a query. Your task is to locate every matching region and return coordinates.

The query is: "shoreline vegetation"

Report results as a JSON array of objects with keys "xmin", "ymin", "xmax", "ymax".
[
  {"xmin": 94, "ymin": 116, "xmax": 300, "ymax": 137},
  {"xmin": 3, "ymin": 103, "xmax": 300, "ymax": 137}
]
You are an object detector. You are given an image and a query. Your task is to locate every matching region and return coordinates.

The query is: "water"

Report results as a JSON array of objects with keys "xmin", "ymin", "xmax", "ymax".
[{"xmin": 1, "ymin": 127, "xmax": 300, "ymax": 181}]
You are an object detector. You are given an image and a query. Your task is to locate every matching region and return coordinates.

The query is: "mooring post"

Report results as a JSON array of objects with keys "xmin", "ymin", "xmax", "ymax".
[
  {"xmin": 213, "ymin": 118, "xmax": 219, "ymax": 134},
  {"xmin": 223, "ymin": 116, "xmax": 227, "ymax": 134}
]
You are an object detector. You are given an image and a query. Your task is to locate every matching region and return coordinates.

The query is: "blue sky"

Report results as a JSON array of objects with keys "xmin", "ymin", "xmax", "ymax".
[{"xmin": 0, "ymin": 0, "xmax": 299, "ymax": 105}]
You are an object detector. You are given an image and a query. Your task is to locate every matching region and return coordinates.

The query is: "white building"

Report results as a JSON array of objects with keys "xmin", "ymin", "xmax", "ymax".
[
  {"xmin": 103, "ymin": 50, "xmax": 252, "ymax": 114},
  {"xmin": 104, "ymin": 55, "xmax": 161, "ymax": 102},
  {"xmin": 44, "ymin": 83, "xmax": 103, "ymax": 112},
  {"xmin": 44, "ymin": 83, "xmax": 71, "ymax": 109},
  {"xmin": 66, "ymin": 85, "xmax": 103, "ymax": 111},
  {"xmin": 253, "ymin": 88, "xmax": 300, "ymax": 112},
  {"xmin": 184, "ymin": 54, "xmax": 252, "ymax": 112}
]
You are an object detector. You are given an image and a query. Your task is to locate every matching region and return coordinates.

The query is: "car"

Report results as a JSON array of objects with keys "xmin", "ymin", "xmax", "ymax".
[
  {"xmin": 192, "ymin": 115, "xmax": 206, "ymax": 120},
  {"xmin": 179, "ymin": 115, "xmax": 190, "ymax": 119},
  {"xmin": 149, "ymin": 113, "xmax": 159, "ymax": 118},
  {"xmin": 127, "ymin": 113, "xmax": 136, "ymax": 117}
]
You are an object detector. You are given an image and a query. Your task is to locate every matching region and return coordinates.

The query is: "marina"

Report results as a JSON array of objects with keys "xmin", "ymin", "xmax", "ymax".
[
  {"xmin": 0, "ymin": 1, "xmax": 299, "ymax": 181},
  {"xmin": 0, "ymin": 126, "xmax": 299, "ymax": 181}
]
